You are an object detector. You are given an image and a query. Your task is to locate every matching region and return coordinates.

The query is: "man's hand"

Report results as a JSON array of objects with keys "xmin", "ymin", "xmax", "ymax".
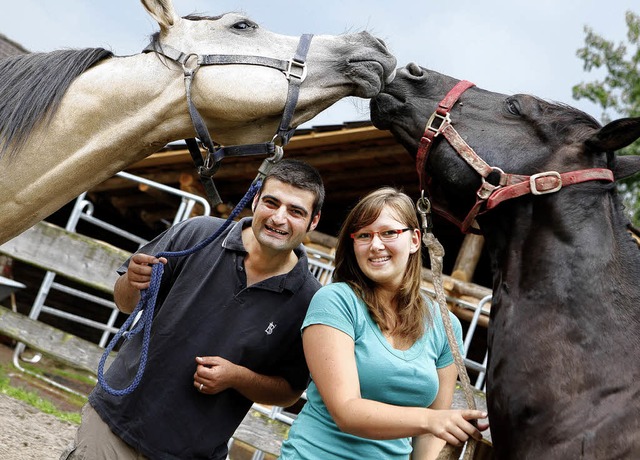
[
  {"xmin": 193, "ymin": 356, "xmax": 239, "ymax": 394},
  {"xmin": 114, "ymin": 253, "xmax": 167, "ymax": 314},
  {"xmin": 126, "ymin": 253, "xmax": 167, "ymax": 290}
]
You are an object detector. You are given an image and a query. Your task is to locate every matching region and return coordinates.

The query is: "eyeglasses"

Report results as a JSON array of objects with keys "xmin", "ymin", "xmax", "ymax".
[{"xmin": 350, "ymin": 228, "xmax": 412, "ymax": 244}]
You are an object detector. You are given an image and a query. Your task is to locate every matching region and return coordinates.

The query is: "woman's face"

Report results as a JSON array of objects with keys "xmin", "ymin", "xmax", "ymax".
[{"xmin": 352, "ymin": 206, "xmax": 420, "ymax": 290}]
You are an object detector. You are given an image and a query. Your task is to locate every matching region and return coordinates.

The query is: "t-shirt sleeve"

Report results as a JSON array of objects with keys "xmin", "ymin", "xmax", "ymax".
[
  {"xmin": 116, "ymin": 222, "xmax": 180, "ymax": 275},
  {"xmin": 302, "ymin": 283, "xmax": 359, "ymax": 340},
  {"xmin": 435, "ymin": 308, "xmax": 464, "ymax": 369}
]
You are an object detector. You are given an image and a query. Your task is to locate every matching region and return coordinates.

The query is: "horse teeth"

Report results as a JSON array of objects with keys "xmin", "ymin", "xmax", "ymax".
[{"xmin": 385, "ymin": 68, "xmax": 397, "ymax": 84}]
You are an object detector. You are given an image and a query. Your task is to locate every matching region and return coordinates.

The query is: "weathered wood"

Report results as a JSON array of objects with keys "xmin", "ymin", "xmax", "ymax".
[
  {"xmin": 450, "ymin": 234, "xmax": 485, "ymax": 283},
  {"xmin": 0, "ymin": 304, "xmax": 115, "ymax": 374},
  {"xmin": 308, "ymin": 230, "xmax": 338, "ymax": 250},
  {"xmin": 435, "ymin": 439, "xmax": 494, "ymax": 460},
  {"xmin": 0, "ymin": 221, "xmax": 130, "ymax": 293},
  {"xmin": 422, "ymin": 268, "xmax": 492, "ymax": 301},
  {"xmin": 421, "ymin": 268, "xmax": 491, "ymax": 328},
  {"xmin": 234, "ymin": 410, "xmax": 290, "ymax": 456}
]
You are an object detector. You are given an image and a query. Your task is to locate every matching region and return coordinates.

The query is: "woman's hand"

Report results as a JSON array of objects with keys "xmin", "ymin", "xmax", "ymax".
[{"xmin": 425, "ymin": 409, "xmax": 489, "ymax": 446}]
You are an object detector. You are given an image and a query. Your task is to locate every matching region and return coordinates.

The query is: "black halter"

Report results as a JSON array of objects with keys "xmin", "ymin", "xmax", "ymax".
[{"xmin": 143, "ymin": 34, "xmax": 314, "ymax": 205}]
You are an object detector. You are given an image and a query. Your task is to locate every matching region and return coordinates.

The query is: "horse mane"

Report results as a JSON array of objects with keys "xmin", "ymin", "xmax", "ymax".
[
  {"xmin": 0, "ymin": 48, "xmax": 113, "ymax": 158},
  {"xmin": 532, "ymin": 96, "xmax": 601, "ymax": 139}
]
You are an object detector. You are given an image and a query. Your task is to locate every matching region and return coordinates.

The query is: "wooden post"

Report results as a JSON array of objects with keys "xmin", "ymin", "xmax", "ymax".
[{"xmin": 451, "ymin": 234, "xmax": 485, "ymax": 283}]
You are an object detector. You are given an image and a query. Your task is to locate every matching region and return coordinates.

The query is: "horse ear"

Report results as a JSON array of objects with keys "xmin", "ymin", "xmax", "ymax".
[
  {"xmin": 585, "ymin": 117, "xmax": 640, "ymax": 180},
  {"xmin": 613, "ymin": 155, "xmax": 640, "ymax": 180},
  {"xmin": 585, "ymin": 117, "xmax": 640, "ymax": 153},
  {"xmin": 140, "ymin": 0, "xmax": 178, "ymax": 29}
]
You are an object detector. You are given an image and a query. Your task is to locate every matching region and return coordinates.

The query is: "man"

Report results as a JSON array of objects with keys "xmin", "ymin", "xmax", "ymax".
[{"xmin": 63, "ymin": 159, "xmax": 325, "ymax": 459}]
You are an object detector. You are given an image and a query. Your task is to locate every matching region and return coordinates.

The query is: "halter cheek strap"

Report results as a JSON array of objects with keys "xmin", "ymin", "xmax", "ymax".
[
  {"xmin": 416, "ymin": 80, "xmax": 476, "ymax": 192},
  {"xmin": 143, "ymin": 34, "xmax": 314, "ymax": 206},
  {"xmin": 416, "ymin": 81, "xmax": 616, "ymax": 234}
]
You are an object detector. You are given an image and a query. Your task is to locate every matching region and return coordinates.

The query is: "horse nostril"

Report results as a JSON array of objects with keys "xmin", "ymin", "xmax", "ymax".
[{"xmin": 406, "ymin": 62, "xmax": 423, "ymax": 77}]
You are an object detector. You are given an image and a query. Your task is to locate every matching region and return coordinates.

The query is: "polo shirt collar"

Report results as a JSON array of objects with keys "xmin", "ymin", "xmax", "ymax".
[{"xmin": 222, "ymin": 217, "xmax": 311, "ymax": 292}]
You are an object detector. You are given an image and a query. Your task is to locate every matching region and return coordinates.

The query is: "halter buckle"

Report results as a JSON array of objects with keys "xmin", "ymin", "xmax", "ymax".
[
  {"xmin": 253, "ymin": 145, "xmax": 284, "ymax": 185},
  {"xmin": 425, "ymin": 111, "xmax": 451, "ymax": 137},
  {"xmin": 530, "ymin": 171, "xmax": 562, "ymax": 195},
  {"xmin": 181, "ymin": 53, "xmax": 200, "ymax": 77},
  {"xmin": 285, "ymin": 58, "xmax": 308, "ymax": 82}
]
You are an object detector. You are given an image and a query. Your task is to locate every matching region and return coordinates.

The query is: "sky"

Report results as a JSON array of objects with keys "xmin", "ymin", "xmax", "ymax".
[{"xmin": 1, "ymin": 0, "xmax": 637, "ymax": 128}]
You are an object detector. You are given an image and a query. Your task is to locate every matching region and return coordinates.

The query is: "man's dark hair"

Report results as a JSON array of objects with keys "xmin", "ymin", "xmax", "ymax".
[{"xmin": 262, "ymin": 159, "xmax": 325, "ymax": 218}]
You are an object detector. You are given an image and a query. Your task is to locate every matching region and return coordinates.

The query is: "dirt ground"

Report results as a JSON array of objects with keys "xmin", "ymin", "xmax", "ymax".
[
  {"xmin": 0, "ymin": 340, "xmax": 79, "ymax": 459},
  {"xmin": 0, "ymin": 392, "xmax": 77, "ymax": 460},
  {"xmin": 0, "ymin": 340, "xmax": 270, "ymax": 460}
]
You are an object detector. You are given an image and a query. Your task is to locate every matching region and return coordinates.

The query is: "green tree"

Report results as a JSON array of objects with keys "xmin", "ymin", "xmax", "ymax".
[{"xmin": 573, "ymin": 11, "xmax": 640, "ymax": 226}]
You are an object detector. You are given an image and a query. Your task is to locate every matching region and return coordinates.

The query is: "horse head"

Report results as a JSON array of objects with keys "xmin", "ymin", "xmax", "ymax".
[
  {"xmin": 140, "ymin": 0, "xmax": 397, "ymax": 145},
  {"xmin": 371, "ymin": 63, "xmax": 640, "ymax": 234},
  {"xmin": 0, "ymin": 0, "xmax": 397, "ymax": 244},
  {"xmin": 371, "ymin": 62, "xmax": 640, "ymax": 459}
]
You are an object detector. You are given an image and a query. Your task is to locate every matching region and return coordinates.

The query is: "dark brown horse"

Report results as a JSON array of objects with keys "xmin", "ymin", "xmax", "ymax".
[{"xmin": 370, "ymin": 63, "xmax": 640, "ymax": 459}]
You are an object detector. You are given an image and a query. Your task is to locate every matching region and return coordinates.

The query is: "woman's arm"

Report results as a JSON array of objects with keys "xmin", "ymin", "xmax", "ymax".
[{"xmin": 303, "ymin": 324, "xmax": 486, "ymax": 443}]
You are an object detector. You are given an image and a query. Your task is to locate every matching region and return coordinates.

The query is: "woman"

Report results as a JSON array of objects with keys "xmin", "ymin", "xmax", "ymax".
[{"xmin": 279, "ymin": 187, "xmax": 488, "ymax": 460}]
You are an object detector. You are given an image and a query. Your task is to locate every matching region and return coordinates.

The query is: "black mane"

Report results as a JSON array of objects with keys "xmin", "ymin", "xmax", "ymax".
[{"xmin": 0, "ymin": 48, "xmax": 113, "ymax": 158}]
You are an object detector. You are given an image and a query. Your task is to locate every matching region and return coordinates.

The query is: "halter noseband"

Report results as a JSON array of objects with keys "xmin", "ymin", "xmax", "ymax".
[
  {"xmin": 143, "ymin": 34, "xmax": 314, "ymax": 205},
  {"xmin": 416, "ymin": 80, "xmax": 615, "ymax": 234}
]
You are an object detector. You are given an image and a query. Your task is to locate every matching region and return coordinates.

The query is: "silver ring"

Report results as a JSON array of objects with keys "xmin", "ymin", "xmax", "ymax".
[{"xmin": 199, "ymin": 383, "xmax": 204, "ymax": 392}]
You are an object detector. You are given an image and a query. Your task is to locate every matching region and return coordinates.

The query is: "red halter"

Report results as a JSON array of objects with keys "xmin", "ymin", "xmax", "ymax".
[{"xmin": 416, "ymin": 80, "xmax": 615, "ymax": 233}]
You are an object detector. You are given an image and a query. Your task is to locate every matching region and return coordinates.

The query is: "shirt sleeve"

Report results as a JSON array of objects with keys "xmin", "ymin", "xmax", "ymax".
[{"xmin": 302, "ymin": 283, "xmax": 360, "ymax": 340}]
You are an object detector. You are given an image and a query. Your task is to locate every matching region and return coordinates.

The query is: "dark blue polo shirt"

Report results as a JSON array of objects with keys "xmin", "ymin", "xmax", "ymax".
[{"xmin": 89, "ymin": 216, "xmax": 320, "ymax": 460}]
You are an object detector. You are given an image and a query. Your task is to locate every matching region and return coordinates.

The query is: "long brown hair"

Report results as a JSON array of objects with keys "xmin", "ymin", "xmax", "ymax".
[{"xmin": 333, "ymin": 187, "xmax": 430, "ymax": 343}]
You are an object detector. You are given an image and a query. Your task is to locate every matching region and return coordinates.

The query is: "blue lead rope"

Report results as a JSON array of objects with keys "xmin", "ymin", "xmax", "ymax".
[{"xmin": 97, "ymin": 179, "xmax": 263, "ymax": 396}]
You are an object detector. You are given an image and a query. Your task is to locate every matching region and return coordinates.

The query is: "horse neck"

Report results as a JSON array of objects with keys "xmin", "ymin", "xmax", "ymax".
[
  {"xmin": 480, "ymin": 188, "xmax": 640, "ymax": 313},
  {"xmin": 0, "ymin": 53, "xmax": 190, "ymax": 244}
]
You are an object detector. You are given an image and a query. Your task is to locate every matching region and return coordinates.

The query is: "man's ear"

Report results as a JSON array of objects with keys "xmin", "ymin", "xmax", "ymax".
[{"xmin": 308, "ymin": 212, "xmax": 321, "ymax": 232}]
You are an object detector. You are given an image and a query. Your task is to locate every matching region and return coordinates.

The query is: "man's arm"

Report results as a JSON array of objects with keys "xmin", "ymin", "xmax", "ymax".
[
  {"xmin": 113, "ymin": 253, "xmax": 167, "ymax": 314},
  {"xmin": 193, "ymin": 356, "xmax": 303, "ymax": 407}
]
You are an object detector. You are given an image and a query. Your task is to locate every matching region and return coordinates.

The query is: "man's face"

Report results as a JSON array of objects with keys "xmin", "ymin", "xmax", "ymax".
[{"xmin": 251, "ymin": 178, "xmax": 320, "ymax": 253}]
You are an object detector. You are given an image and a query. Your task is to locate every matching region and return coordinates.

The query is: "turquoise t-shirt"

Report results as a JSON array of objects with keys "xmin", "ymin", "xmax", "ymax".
[{"xmin": 279, "ymin": 282, "xmax": 463, "ymax": 460}]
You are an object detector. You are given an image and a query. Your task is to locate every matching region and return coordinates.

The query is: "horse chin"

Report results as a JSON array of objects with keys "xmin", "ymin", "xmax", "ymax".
[
  {"xmin": 369, "ymin": 94, "xmax": 394, "ymax": 128},
  {"xmin": 370, "ymin": 93, "xmax": 413, "ymax": 132}
]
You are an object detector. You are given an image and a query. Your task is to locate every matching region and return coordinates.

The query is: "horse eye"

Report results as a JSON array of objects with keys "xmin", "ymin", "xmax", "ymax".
[
  {"xmin": 506, "ymin": 98, "xmax": 521, "ymax": 115},
  {"xmin": 232, "ymin": 20, "xmax": 257, "ymax": 30}
]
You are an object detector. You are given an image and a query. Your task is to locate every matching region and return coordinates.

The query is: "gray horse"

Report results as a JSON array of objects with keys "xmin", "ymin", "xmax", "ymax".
[{"xmin": 0, "ymin": 0, "xmax": 396, "ymax": 244}]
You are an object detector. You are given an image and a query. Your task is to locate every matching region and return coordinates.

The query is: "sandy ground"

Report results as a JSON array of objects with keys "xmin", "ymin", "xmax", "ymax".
[{"xmin": 0, "ymin": 393, "xmax": 76, "ymax": 460}]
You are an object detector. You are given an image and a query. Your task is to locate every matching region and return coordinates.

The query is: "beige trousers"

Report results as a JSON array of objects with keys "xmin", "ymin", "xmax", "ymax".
[{"xmin": 60, "ymin": 403, "xmax": 148, "ymax": 460}]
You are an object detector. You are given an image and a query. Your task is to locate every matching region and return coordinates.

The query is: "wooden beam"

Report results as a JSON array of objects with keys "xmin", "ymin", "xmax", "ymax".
[
  {"xmin": 0, "ymin": 304, "xmax": 115, "ymax": 374},
  {"xmin": 451, "ymin": 234, "xmax": 485, "ymax": 283},
  {"xmin": 0, "ymin": 222, "xmax": 130, "ymax": 293}
]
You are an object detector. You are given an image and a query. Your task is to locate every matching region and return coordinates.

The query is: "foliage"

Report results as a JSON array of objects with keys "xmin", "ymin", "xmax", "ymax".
[
  {"xmin": 0, "ymin": 364, "xmax": 82, "ymax": 424},
  {"xmin": 573, "ymin": 11, "xmax": 640, "ymax": 225}
]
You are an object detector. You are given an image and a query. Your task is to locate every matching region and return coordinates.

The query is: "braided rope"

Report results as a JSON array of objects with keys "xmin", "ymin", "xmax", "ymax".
[
  {"xmin": 97, "ymin": 180, "xmax": 262, "ymax": 396},
  {"xmin": 422, "ymin": 231, "xmax": 478, "ymax": 460}
]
